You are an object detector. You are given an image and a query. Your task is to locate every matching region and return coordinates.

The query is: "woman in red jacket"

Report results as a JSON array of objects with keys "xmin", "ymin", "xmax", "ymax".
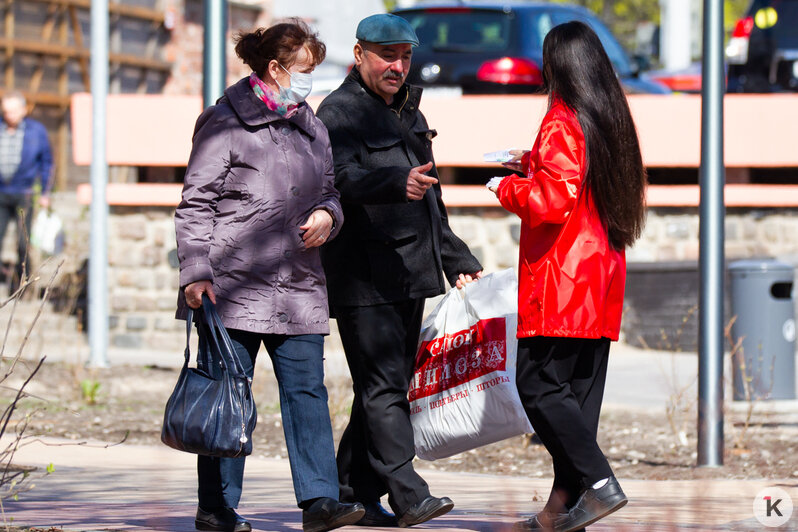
[{"xmin": 489, "ymin": 21, "xmax": 646, "ymax": 532}]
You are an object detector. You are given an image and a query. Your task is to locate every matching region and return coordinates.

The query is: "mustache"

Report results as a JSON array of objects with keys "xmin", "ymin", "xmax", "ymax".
[{"xmin": 383, "ymin": 71, "xmax": 404, "ymax": 80}]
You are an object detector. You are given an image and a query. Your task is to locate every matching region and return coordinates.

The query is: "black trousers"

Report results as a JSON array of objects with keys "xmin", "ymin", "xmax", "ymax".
[
  {"xmin": 515, "ymin": 336, "xmax": 614, "ymax": 511},
  {"xmin": 0, "ymin": 192, "xmax": 32, "ymax": 291},
  {"xmin": 333, "ymin": 299, "xmax": 430, "ymax": 515}
]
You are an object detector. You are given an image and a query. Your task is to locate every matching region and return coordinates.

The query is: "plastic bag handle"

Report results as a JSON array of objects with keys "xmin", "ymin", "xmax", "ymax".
[{"xmin": 460, "ymin": 286, "xmax": 484, "ymax": 343}]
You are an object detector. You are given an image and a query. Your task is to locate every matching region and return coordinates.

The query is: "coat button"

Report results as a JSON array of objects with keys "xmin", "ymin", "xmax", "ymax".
[
  {"xmin": 280, "ymin": 126, "xmax": 290, "ymax": 135},
  {"xmin": 290, "ymin": 186, "xmax": 300, "ymax": 196},
  {"xmin": 278, "ymin": 313, "xmax": 289, "ymax": 323},
  {"xmin": 283, "ymin": 250, "xmax": 291, "ymax": 258}
]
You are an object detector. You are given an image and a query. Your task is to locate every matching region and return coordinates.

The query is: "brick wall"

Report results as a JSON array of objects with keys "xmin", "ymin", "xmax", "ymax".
[{"xmin": 163, "ymin": 0, "xmax": 274, "ymax": 96}]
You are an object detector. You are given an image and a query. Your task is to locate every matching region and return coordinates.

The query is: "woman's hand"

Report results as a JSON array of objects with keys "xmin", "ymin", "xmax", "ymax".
[
  {"xmin": 185, "ymin": 280, "xmax": 216, "ymax": 309},
  {"xmin": 501, "ymin": 149, "xmax": 529, "ymax": 173},
  {"xmin": 455, "ymin": 270, "xmax": 483, "ymax": 289},
  {"xmin": 301, "ymin": 209, "xmax": 334, "ymax": 248},
  {"xmin": 486, "ymin": 176, "xmax": 505, "ymax": 195}
]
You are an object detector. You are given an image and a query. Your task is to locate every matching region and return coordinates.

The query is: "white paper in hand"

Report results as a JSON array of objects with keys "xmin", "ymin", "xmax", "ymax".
[
  {"xmin": 486, "ymin": 176, "xmax": 505, "ymax": 191},
  {"xmin": 483, "ymin": 150, "xmax": 514, "ymax": 162}
]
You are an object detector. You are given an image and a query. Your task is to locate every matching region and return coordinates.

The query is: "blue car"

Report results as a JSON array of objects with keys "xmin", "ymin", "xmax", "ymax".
[{"xmin": 393, "ymin": 2, "xmax": 670, "ymax": 94}]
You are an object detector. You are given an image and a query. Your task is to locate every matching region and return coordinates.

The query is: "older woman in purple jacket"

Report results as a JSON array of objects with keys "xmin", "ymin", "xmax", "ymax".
[{"xmin": 174, "ymin": 20, "xmax": 364, "ymax": 532}]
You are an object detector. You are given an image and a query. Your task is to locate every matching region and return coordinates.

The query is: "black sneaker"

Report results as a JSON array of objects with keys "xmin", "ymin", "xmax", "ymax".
[
  {"xmin": 302, "ymin": 497, "xmax": 365, "ymax": 532},
  {"xmin": 553, "ymin": 476, "xmax": 627, "ymax": 532},
  {"xmin": 195, "ymin": 506, "xmax": 252, "ymax": 532},
  {"xmin": 397, "ymin": 495, "xmax": 454, "ymax": 528}
]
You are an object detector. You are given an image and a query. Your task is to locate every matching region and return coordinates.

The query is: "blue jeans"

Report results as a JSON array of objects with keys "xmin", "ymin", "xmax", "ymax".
[{"xmin": 196, "ymin": 330, "xmax": 339, "ymax": 509}]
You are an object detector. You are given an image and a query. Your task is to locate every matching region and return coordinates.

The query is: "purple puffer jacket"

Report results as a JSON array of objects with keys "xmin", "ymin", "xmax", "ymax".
[{"xmin": 175, "ymin": 77, "xmax": 343, "ymax": 335}]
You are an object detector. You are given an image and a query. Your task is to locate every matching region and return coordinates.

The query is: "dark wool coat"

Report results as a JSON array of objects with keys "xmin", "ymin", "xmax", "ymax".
[
  {"xmin": 175, "ymin": 77, "xmax": 343, "ymax": 335},
  {"xmin": 316, "ymin": 68, "xmax": 481, "ymax": 309}
]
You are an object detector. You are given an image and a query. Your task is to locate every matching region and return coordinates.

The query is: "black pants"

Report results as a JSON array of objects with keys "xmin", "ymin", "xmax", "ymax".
[
  {"xmin": 334, "ymin": 299, "xmax": 430, "ymax": 515},
  {"xmin": 516, "ymin": 336, "xmax": 614, "ymax": 511},
  {"xmin": 0, "ymin": 192, "xmax": 32, "ymax": 291}
]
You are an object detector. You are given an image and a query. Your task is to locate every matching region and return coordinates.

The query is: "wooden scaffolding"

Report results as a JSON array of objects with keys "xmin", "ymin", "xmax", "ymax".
[{"xmin": 0, "ymin": 0, "xmax": 172, "ymax": 189}]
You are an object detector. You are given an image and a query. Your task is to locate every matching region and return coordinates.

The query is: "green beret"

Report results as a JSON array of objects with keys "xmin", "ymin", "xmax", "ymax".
[{"xmin": 356, "ymin": 13, "xmax": 419, "ymax": 46}]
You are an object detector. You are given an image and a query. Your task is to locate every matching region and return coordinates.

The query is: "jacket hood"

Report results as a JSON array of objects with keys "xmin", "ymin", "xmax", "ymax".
[{"xmin": 223, "ymin": 76, "xmax": 317, "ymax": 139}]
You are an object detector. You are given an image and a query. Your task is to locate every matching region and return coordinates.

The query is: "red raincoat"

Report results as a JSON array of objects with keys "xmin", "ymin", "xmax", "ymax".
[{"xmin": 496, "ymin": 101, "xmax": 625, "ymax": 340}]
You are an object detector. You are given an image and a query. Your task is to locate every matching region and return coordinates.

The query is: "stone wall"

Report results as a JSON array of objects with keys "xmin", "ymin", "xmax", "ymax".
[
  {"xmin": 450, "ymin": 206, "xmax": 798, "ymax": 351},
  {"xmin": 630, "ymin": 207, "xmax": 798, "ymax": 263},
  {"xmin": 10, "ymin": 196, "xmax": 798, "ymax": 355},
  {"xmin": 106, "ymin": 208, "xmax": 182, "ymax": 350},
  {"xmin": 450, "ymin": 206, "xmax": 798, "ymax": 267}
]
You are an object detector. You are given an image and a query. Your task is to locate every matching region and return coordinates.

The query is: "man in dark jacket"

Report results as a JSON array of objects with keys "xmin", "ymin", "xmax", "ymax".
[
  {"xmin": 316, "ymin": 13, "xmax": 482, "ymax": 529},
  {"xmin": 0, "ymin": 91, "xmax": 52, "ymax": 292}
]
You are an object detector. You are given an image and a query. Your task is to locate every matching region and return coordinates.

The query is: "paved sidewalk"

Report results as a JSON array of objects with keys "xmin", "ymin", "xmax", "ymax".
[
  {"xmin": 3, "ymin": 437, "xmax": 795, "ymax": 531},
  {"xmin": 5, "ymin": 340, "xmax": 798, "ymax": 530}
]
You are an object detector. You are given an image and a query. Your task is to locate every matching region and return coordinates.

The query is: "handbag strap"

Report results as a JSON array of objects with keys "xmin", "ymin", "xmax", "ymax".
[
  {"xmin": 181, "ymin": 307, "xmax": 194, "ymax": 370},
  {"xmin": 199, "ymin": 294, "xmax": 247, "ymax": 377}
]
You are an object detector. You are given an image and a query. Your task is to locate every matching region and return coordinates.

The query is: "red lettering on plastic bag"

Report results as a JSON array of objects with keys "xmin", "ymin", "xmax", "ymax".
[{"xmin": 410, "ymin": 317, "xmax": 507, "ymax": 401}]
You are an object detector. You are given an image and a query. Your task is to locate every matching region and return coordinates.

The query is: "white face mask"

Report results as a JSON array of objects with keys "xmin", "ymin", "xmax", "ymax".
[{"xmin": 278, "ymin": 64, "xmax": 313, "ymax": 105}]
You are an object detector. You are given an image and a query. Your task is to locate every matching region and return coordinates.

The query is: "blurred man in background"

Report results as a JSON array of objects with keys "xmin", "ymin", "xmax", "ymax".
[{"xmin": 0, "ymin": 91, "xmax": 52, "ymax": 292}]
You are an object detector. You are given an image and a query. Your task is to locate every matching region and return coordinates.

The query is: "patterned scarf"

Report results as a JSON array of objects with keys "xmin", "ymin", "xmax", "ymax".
[{"xmin": 249, "ymin": 71, "xmax": 298, "ymax": 118}]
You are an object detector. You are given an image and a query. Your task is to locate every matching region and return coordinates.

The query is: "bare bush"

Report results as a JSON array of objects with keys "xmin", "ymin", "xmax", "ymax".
[{"xmin": 0, "ymin": 259, "xmax": 63, "ymax": 506}]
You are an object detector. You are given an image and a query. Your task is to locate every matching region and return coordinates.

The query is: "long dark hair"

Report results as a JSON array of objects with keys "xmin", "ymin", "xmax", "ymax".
[{"xmin": 542, "ymin": 21, "xmax": 646, "ymax": 250}]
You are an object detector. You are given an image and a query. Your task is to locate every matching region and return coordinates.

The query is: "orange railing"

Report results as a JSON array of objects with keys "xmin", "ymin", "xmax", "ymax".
[{"xmin": 71, "ymin": 93, "xmax": 798, "ymax": 207}]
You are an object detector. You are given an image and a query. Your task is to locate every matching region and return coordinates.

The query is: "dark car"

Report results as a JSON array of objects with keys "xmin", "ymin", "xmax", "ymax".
[
  {"xmin": 726, "ymin": 0, "xmax": 798, "ymax": 92},
  {"xmin": 392, "ymin": 2, "xmax": 670, "ymax": 95}
]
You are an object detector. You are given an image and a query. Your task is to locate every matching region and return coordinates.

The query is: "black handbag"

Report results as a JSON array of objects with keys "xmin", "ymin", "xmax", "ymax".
[{"xmin": 161, "ymin": 295, "xmax": 257, "ymax": 457}]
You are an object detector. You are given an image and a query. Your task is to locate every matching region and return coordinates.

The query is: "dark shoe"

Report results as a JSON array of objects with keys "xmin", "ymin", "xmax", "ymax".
[
  {"xmin": 397, "ymin": 495, "xmax": 454, "ymax": 528},
  {"xmin": 195, "ymin": 506, "xmax": 252, "ymax": 532},
  {"xmin": 513, "ymin": 512, "xmax": 561, "ymax": 531},
  {"xmin": 513, "ymin": 513, "xmax": 585, "ymax": 532},
  {"xmin": 355, "ymin": 501, "xmax": 399, "ymax": 527},
  {"xmin": 302, "ymin": 497, "xmax": 366, "ymax": 532},
  {"xmin": 553, "ymin": 476, "xmax": 627, "ymax": 532}
]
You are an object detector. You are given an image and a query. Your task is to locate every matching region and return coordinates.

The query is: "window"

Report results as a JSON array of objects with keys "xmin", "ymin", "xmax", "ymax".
[{"xmin": 405, "ymin": 10, "xmax": 514, "ymax": 53}]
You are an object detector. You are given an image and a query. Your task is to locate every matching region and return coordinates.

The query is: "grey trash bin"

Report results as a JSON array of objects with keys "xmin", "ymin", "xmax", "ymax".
[{"xmin": 729, "ymin": 259, "xmax": 796, "ymax": 400}]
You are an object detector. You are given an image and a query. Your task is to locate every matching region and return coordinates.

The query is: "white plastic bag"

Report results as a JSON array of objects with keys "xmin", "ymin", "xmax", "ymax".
[
  {"xmin": 31, "ymin": 210, "xmax": 65, "ymax": 256},
  {"xmin": 409, "ymin": 268, "xmax": 533, "ymax": 460}
]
